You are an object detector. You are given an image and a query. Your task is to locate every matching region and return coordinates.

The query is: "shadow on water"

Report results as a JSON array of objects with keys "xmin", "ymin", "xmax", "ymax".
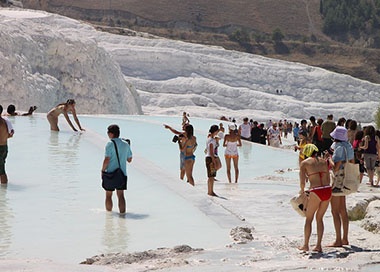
[
  {"xmin": 0, "ymin": 183, "xmax": 27, "ymax": 192},
  {"xmin": 125, "ymin": 212, "xmax": 149, "ymax": 220}
]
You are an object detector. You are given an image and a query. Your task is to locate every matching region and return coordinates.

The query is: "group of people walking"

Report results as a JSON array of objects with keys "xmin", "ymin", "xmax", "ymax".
[{"xmin": 296, "ymin": 114, "xmax": 380, "ymax": 253}]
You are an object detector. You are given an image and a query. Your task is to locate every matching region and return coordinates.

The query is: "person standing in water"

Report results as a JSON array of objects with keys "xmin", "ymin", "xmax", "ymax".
[
  {"xmin": 0, "ymin": 105, "xmax": 14, "ymax": 184},
  {"xmin": 47, "ymin": 99, "xmax": 85, "ymax": 132},
  {"xmin": 101, "ymin": 124, "xmax": 132, "ymax": 214}
]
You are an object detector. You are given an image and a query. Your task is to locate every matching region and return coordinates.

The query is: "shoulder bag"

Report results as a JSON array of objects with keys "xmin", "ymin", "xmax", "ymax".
[
  {"xmin": 102, "ymin": 139, "xmax": 127, "ymax": 191},
  {"xmin": 332, "ymin": 146, "xmax": 360, "ymax": 196}
]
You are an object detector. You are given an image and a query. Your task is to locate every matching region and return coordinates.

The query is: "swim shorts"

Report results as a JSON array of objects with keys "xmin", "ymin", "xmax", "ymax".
[
  {"xmin": 205, "ymin": 157, "xmax": 216, "ymax": 178},
  {"xmin": 0, "ymin": 145, "xmax": 8, "ymax": 175}
]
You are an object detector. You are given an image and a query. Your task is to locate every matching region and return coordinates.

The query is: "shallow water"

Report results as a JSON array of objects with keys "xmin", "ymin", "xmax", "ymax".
[{"xmin": 0, "ymin": 114, "xmax": 299, "ymax": 263}]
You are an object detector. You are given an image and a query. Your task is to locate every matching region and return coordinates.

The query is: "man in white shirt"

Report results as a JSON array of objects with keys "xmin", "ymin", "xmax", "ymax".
[{"xmin": 238, "ymin": 117, "xmax": 252, "ymax": 141}]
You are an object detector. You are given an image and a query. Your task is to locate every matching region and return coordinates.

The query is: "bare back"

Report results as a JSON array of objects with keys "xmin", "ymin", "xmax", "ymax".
[
  {"xmin": 300, "ymin": 157, "xmax": 330, "ymax": 188},
  {"xmin": 223, "ymin": 133, "xmax": 241, "ymax": 145},
  {"xmin": 0, "ymin": 118, "xmax": 9, "ymax": 145},
  {"xmin": 47, "ymin": 104, "xmax": 67, "ymax": 117}
]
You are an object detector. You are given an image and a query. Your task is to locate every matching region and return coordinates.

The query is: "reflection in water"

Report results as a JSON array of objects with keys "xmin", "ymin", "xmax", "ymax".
[
  {"xmin": 48, "ymin": 132, "xmax": 82, "ymax": 182},
  {"xmin": 26, "ymin": 115, "xmax": 38, "ymax": 128},
  {"xmin": 0, "ymin": 185, "xmax": 13, "ymax": 257},
  {"xmin": 102, "ymin": 212, "xmax": 129, "ymax": 253},
  {"xmin": 241, "ymin": 140, "xmax": 252, "ymax": 161},
  {"xmin": 47, "ymin": 132, "xmax": 83, "ymax": 211}
]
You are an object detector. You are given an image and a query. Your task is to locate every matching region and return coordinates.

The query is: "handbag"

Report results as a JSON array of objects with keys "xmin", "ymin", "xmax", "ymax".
[
  {"xmin": 290, "ymin": 191, "xmax": 309, "ymax": 217},
  {"xmin": 332, "ymin": 146, "xmax": 360, "ymax": 196},
  {"xmin": 102, "ymin": 140, "xmax": 127, "ymax": 191}
]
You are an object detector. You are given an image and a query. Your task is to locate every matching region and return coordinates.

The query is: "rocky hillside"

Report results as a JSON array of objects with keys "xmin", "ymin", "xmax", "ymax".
[
  {"xmin": 0, "ymin": 9, "xmax": 142, "ymax": 114},
  {"xmin": 17, "ymin": 0, "xmax": 380, "ymax": 84}
]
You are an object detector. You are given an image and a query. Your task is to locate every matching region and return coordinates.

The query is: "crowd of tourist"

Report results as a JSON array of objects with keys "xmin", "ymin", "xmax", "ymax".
[
  {"xmin": 288, "ymin": 114, "xmax": 379, "ymax": 253},
  {"xmin": 164, "ymin": 113, "xmax": 379, "ymax": 253},
  {"xmin": 165, "ymin": 114, "xmax": 379, "ymax": 195}
]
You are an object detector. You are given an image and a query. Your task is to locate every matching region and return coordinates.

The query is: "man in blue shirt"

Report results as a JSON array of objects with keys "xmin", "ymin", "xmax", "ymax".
[{"xmin": 101, "ymin": 124, "xmax": 132, "ymax": 214}]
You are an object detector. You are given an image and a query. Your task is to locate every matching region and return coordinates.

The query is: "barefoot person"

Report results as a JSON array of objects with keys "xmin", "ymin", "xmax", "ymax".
[
  {"xmin": 206, "ymin": 125, "xmax": 220, "ymax": 196},
  {"xmin": 101, "ymin": 124, "xmax": 132, "ymax": 214},
  {"xmin": 298, "ymin": 144, "xmax": 332, "ymax": 252},
  {"xmin": 0, "ymin": 105, "xmax": 14, "ymax": 184},
  {"xmin": 181, "ymin": 124, "xmax": 197, "ymax": 186},
  {"xmin": 164, "ymin": 124, "xmax": 187, "ymax": 180},
  {"xmin": 327, "ymin": 126, "xmax": 354, "ymax": 247},
  {"xmin": 359, "ymin": 125, "xmax": 380, "ymax": 187},
  {"xmin": 47, "ymin": 99, "xmax": 85, "ymax": 131},
  {"xmin": 223, "ymin": 124, "xmax": 242, "ymax": 183}
]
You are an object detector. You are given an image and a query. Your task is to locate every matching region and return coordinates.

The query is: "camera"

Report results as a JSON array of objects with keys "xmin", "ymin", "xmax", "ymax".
[
  {"xmin": 122, "ymin": 138, "xmax": 131, "ymax": 145},
  {"xmin": 172, "ymin": 134, "xmax": 184, "ymax": 143}
]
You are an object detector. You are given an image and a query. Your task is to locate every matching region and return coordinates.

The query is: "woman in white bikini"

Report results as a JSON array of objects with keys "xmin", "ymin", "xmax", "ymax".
[
  {"xmin": 47, "ymin": 99, "xmax": 85, "ymax": 132},
  {"xmin": 223, "ymin": 124, "xmax": 242, "ymax": 183}
]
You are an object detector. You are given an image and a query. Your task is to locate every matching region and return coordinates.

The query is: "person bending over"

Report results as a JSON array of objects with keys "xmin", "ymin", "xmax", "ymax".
[{"xmin": 47, "ymin": 99, "xmax": 85, "ymax": 132}]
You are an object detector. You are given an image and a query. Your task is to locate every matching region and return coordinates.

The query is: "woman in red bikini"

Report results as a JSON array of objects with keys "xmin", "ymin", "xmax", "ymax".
[{"xmin": 298, "ymin": 144, "xmax": 332, "ymax": 252}]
